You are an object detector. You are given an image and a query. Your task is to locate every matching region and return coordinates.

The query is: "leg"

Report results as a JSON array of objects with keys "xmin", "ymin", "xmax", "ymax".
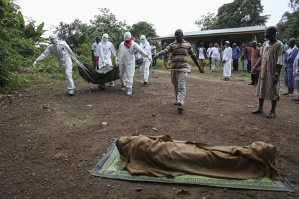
[
  {"xmin": 177, "ymin": 70, "xmax": 187, "ymax": 106},
  {"xmin": 140, "ymin": 61, "xmax": 145, "ymax": 82},
  {"xmin": 215, "ymin": 58, "xmax": 219, "ymax": 72},
  {"xmin": 254, "ymin": 70, "xmax": 260, "ymax": 86},
  {"xmin": 144, "ymin": 60, "xmax": 150, "ymax": 83},
  {"xmin": 126, "ymin": 64, "xmax": 135, "ymax": 89},
  {"xmin": 211, "ymin": 58, "xmax": 215, "ymax": 71},
  {"xmin": 61, "ymin": 60, "xmax": 75, "ymax": 90},
  {"xmin": 266, "ymin": 100, "xmax": 277, "ymax": 118},
  {"xmin": 171, "ymin": 70, "xmax": 179, "ymax": 102},
  {"xmin": 119, "ymin": 62, "xmax": 127, "ymax": 87},
  {"xmin": 209, "ymin": 57, "xmax": 212, "ymax": 70},
  {"xmin": 252, "ymin": 98, "xmax": 264, "ymax": 114}
]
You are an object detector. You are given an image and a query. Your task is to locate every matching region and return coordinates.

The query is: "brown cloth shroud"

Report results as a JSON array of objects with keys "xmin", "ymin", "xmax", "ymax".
[{"xmin": 117, "ymin": 135, "xmax": 280, "ymax": 180}]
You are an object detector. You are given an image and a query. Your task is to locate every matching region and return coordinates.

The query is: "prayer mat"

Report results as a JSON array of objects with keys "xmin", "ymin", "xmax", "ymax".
[{"xmin": 90, "ymin": 140, "xmax": 294, "ymax": 192}]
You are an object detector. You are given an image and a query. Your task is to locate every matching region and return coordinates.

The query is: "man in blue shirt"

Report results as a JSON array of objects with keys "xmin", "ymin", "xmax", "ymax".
[{"xmin": 232, "ymin": 43, "xmax": 241, "ymax": 71}]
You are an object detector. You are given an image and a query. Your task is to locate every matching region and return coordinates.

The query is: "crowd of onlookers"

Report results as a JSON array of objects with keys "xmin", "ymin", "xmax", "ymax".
[{"xmin": 150, "ymin": 39, "xmax": 299, "ymax": 104}]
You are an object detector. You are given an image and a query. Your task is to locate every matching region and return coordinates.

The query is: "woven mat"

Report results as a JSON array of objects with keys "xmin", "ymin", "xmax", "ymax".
[{"xmin": 90, "ymin": 140, "xmax": 294, "ymax": 192}]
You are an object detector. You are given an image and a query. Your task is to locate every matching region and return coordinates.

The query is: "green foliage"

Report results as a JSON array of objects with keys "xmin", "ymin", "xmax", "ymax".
[
  {"xmin": 129, "ymin": 21, "xmax": 158, "ymax": 39},
  {"xmin": 16, "ymin": 11, "xmax": 46, "ymax": 43},
  {"xmin": 195, "ymin": 12, "xmax": 217, "ymax": 30},
  {"xmin": 277, "ymin": 0, "xmax": 299, "ymax": 42},
  {"xmin": 195, "ymin": 0, "xmax": 269, "ymax": 30}
]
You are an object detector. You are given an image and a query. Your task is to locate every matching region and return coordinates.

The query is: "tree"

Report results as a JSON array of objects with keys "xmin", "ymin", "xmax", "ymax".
[
  {"xmin": 0, "ymin": 0, "xmax": 37, "ymax": 87},
  {"xmin": 195, "ymin": 12, "xmax": 217, "ymax": 30},
  {"xmin": 276, "ymin": 0, "xmax": 299, "ymax": 42},
  {"xmin": 129, "ymin": 21, "xmax": 158, "ymax": 39},
  {"xmin": 90, "ymin": 8, "xmax": 127, "ymax": 36},
  {"xmin": 195, "ymin": 0, "xmax": 269, "ymax": 30}
]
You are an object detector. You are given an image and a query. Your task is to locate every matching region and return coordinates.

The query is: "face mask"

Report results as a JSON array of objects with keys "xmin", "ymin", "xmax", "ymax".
[
  {"xmin": 50, "ymin": 38, "xmax": 56, "ymax": 44},
  {"xmin": 140, "ymin": 38, "xmax": 145, "ymax": 44},
  {"xmin": 124, "ymin": 32, "xmax": 131, "ymax": 41},
  {"xmin": 102, "ymin": 37, "xmax": 108, "ymax": 42}
]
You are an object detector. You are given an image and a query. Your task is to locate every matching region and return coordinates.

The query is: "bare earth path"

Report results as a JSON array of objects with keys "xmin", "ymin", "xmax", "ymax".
[{"xmin": 0, "ymin": 66, "xmax": 298, "ymax": 199}]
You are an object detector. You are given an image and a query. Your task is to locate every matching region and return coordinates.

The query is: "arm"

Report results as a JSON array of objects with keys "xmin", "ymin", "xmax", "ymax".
[
  {"xmin": 153, "ymin": 49, "xmax": 168, "ymax": 59},
  {"xmin": 195, "ymin": 49, "xmax": 199, "ymax": 59},
  {"xmin": 191, "ymin": 55, "xmax": 204, "ymax": 73},
  {"xmin": 34, "ymin": 46, "xmax": 52, "ymax": 67},
  {"xmin": 109, "ymin": 43, "xmax": 117, "ymax": 58},
  {"xmin": 98, "ymin": 44, "xmax": 105, "ymax": 63},
  {"xmin": 134, "ymin": 43, "xmax": 148, "ymax": 57},
  {"xmin": 204, "ymin": 48, "xmax": 207, "ymax": 59},
  {"xmin": 251, "ymin": 57, "xmax": 262, "ymax": 73}
]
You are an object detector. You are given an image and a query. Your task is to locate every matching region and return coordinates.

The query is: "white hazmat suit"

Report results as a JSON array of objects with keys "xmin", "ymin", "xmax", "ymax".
[
  {"xmin": 98, "ymin": 33, "xmax": 117, "ymax": 87},
  {"xmin": 98, "ymin": 33, "xmax": 117, "ymax": 68},
  {"xmin": 33, "ymin": 35, "xmax": 79, "ymax": 95},
  {"xmin": 118, "ymin": 32, "xmax": 149, "ymax": 95},
  {"xmin": 223, "ymin": 43, "xmax": 233, "ymax": 79},
  {"xmin": 139, "ymin": 35, "xmax": 152, "ymax": 84}
]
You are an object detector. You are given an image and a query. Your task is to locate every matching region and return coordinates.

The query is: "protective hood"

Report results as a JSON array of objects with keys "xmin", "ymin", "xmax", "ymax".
[
  {"xmin": 140, "ymin": 35, "xmax": 146, "ymax": 44},
  {"xmin": 49, "ymin": 34, "xmax": 57, "ymax": 44},
  {"xmin": 102, "ymin": 33, "xmax": 108, "ymax": 43},
  {"xmin": 124, "ymin": 32, "xmax": 131, "ymax": 41}
]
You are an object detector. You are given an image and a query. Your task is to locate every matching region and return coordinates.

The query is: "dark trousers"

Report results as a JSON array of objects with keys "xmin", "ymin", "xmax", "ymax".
[
  {"xmin": 209, "ymin": 57, "xmax": 212, "ymax": 69},
  {"xmin": 247, "ymin": 61, "xmax": 251, "ymax": 72},
  {"xmin": 152, "ymin": 55, "xmax": 156, "ymax": 67},
  {"xmin": 233, "ymin": 59, "xmax": 239, "ymax": 71},
  {"xmin": 251, "ymin": 70, "xmax": 260, "ymax": 84}
]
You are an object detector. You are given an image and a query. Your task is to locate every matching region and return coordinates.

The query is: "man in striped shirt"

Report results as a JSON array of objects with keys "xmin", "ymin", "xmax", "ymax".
[{"xmin": 154, "ymin": 29, "xmax": 204, "ymax": 111}]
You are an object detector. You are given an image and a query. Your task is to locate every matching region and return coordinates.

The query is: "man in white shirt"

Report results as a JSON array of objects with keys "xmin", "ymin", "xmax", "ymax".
[
  {"xmin": 210, "ymin": 43, "xmax": 221, "ymax": 72},
  {"xmin": 196, "ymin": 43, "xmax": 207, "ymax": 69},
  {"xmin": 207, "ymin": 43, "xmax": 213, "ymax": 70},
  {"xmin": 222, "ymin": 41, "xmax": 232, "ymax": 81}
]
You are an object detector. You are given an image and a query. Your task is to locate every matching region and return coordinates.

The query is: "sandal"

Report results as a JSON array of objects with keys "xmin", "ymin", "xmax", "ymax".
[{"xmin": 282, "ymin": 93, "xmax": 289, "ymax": 95}]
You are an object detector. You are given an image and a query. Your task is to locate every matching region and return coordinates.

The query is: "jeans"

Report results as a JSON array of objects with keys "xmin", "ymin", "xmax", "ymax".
[{"xmin": 241, "ymin": 59, "xmax": 247, "ymax": 71}]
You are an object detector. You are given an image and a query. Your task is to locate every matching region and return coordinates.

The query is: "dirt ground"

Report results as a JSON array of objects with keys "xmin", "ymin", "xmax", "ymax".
[{"xmin": 0, "ymin": 66, "xmax": 299, "ymax": 199}]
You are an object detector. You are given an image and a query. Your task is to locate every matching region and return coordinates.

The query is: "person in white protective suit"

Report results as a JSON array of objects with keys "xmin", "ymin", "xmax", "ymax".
[
  {"xmin": 98, "ymin": 33, "xmax": 119, "ymax": 89},
  {"xmin": 139, "ymin": 35, "xmax": 152, "ymax": 85},
  {"xmin": 33, "ymin": 34, "xmax": 81, "ymax": 96},
  {"xmin": 118, "ymin": 32, "xmax": 150, "ymax": 95}
]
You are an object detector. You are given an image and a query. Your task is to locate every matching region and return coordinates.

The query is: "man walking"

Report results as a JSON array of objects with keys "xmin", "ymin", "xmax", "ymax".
[
  {"xmin": 91, "ymin": 37, "xmax": 101, "ymax": 70},
  {"xmin": 248, "ymin": 41, "xmax": 261, "ymax": 86},
  {"xmin": 153, "ymin": 29, "xmax": 204, "ymax": 111},
  {"xmin": 151, "ymin": 41, "xmax": 157, "ymax": 68},
  {"xmin": 232, "ymin": 43, "xmax": 241, "ymax": 71},
  {"xmin": 210, "ymin": 43, "xmax": 221, "ymax": 72},
  {"xmin": 33, "ymin": 34, "xmax": 81, "ymax": 96},
  {"xmin": 251, "ymin": 26, "xmax": 284, "ymax": 118},
  {"xmin": 207, "ymin": 43, "xmax": 213, "ymax": 70},
  {"xmin": 196, "ymin": 43, "xmax": 207, "ymax": 69},
  {"xmin": 241, "ymin": 43, "xmax": 249, "ymax": 73},
  {"xmin": 222, "ymin": 41, "xmax": 232, "ymax": 81}
]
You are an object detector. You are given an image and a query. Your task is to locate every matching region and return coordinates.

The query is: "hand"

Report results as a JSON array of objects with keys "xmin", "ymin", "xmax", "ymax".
[
  {"xmin": 33, "ymin": 61, "xmax": 37, "ymax": 68},
  {"xmin": 222, "ymin": 60, "xmax": 226, "ymax": 63},
  {"xmin": 251, "ymin": 67, "xmax": 257, "ymax": 74},
  {"xmin": 153, "ymin": 54, "xmax": 158, "ymax": 60},
  {"xmin": 115, "ymin": 60, "xmax": 119, "ymax": 65},
  {"xmin": 102, "ymin": 62, "xmax": 106, "ymax": 66},
  {"xmin": 272, "ymin": 75, "xmax": 279, "ymax": 85},
  {"xmin": 76, "ymin": 60, "xmax": 81, "ymax": 65},
  {"xmin": 198, "ymin": 67, "xmax": 204, "ymax": 74}
]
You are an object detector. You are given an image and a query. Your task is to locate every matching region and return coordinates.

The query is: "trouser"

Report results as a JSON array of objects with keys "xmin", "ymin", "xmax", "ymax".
[
  {"xmin": 233, "ymin": 59, "xmax": 239, "ymax": 71},
  {"xmin": 119, "ymin": 62, "xmax": 135, "ymax": 88},
  {"xmin": 171, "ymin": 70, "xmax": 187, "ymax": 106},
  {"xmin": 140, "ymin": 59, "xmax": 150, "ymax": 82},
  {"xmin": 247, "ymin": 60, "xmax": 251, "ymax": 72},
  {"xmin": 209, "ymin": 57, "xmax": 212, "ymax": 69},
  {"xmin": 241, "ymin": 59, "xmax": 247, "ymax": 71},
  {"xmin": 60, "ymin": 58, "xmax": 75, "ymax": 90},
  {"xmin": 198, "ymin": 59, "xmax": 205, "ymax": 67},
  {"xmin": 251, "ymin": 70, "xmax": 260, "ymax": 85},
  {"xmin": 296, "ymin": 79, "xmax": 299, "ymax": 93},
  {"xmin": 152, "ymin": 55, "xmax": 156, "ymax": 67},
  {"xmin": 99, "ymin": 58, "xmax": 114, "ymax": 85},
  {"xmin": 211, "ymin": 58, "xmax": 219, "ymax": 71}
]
